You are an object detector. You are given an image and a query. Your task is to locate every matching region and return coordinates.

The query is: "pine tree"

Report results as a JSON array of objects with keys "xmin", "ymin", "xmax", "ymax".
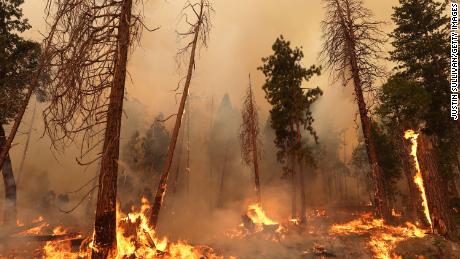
[
  {"xmin": 389, "ymin": 0, "xmax": 458, "ymax": 239},
  {"xmin": 259, "ymin": 35, "xmax": 322, "ymax": 221},
  {"xmin": 239, "ymin": 75, "xmax": 262, "ymax": 205},
  {"xmin": 321, "ymin": 0, "xmax": 391, "ymax": 220}
]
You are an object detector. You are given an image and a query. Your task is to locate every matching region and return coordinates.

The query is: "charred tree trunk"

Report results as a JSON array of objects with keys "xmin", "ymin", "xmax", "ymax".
[
  {"xmin": 417, "ymin": 134, "xmax": 457, "ymax": 240},
  {"xmin": 399, "ymin": 133, "xmax": 424, "ymax": 222},
  {"xmin": 248, "ymin": 85, "xmax": 261, "ymax": 205},
  {"xmin": 290, "ymin": 153, "xmax": 297, "ymax": 219},
  {"xmin": 91, "ymin": 0, "xmax": 132, "ymax": 257},
  {"xmin": 0, "ymin": 125, "xmax": 16, "ymax": 226},
  {"xmin": 149, "ymin": 3, "xmax": 205, "ymax": 229},
  {"xmin": 17, "ymin": 99, "xmax": 36, "ymax": 186},
  {"xmin": 217, "ymin": 147, "xmax": 229, "ymax": 208},
  {"xmin": 348, "ymin": 37, "xmax": 389, "ymax": 220},
  {"xmin": 298, "ymin": 159, "xmax": 307, "ymax": 224},
  {"xmin": 324, "ymin": 0, "xmax": 390, "ymax": 220},
  {"xmin": 172, "ymin": 129, "xmax": 184, "ymax": 195}
]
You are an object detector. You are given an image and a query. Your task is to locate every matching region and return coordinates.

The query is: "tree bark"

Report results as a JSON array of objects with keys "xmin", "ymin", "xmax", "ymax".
[
  {"xmin": 217, "ymin": 147, "xmax": 229, "ymax": 208},
  {"xmin": 290, "ymin": 153, "xmax": 297, "ymax": 219},
  {"xmin": 148, "ymin": 3, "xmax": 204, "ymax": 229},
  {"xmin": 398, "ymin": 132, "xmax": 423, "ymax": 222},
  {"xmin": 16, "ymin": 99, "xmax": 36, "ymax": 186},
  {"xmin": 417, "ymin": 134, "xmax": 457, "ymax": 240},
  {"xmin": 298, "ymin": 159, "xmax": 307, "ymax": 224},
  {"xmin": 91, "ymin": 0, "xmax": 132, "ymax": 257},
  {"xmin": 0, "ymin": 125, "xmax": 16, "ymax": 226},
  {"xmin": 333, "ymin": 0, "xmax": 390, "ymax": 220}
]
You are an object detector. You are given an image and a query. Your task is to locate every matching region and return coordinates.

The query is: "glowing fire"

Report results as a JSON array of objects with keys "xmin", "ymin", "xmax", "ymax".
[
  {"xmin": 330, "ymin": 213, "xmax": 426, "ymax": 259},
  {"xmin": 404, "ymin": 130, "xmax": 432, "ymax": 228},
  {"xmin": 43, "ymin": 226, "xmax": 85, "ymax": 258},
  {"xmin": 246, "ymin": 204, "xmax": 278, "ymax": 226},
  {"xmin": 37, "ymin": 198, "xmax": 222, "ymax": 258},
  {"xmin": 224, "ymin": 203, "xmax": 285, "ymax": 240}
]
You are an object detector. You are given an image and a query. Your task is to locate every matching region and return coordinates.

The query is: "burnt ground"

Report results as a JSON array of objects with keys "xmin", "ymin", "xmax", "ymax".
[{"xmin": 208, "ymin": 208, "xmax": 460, "ymax": 259}]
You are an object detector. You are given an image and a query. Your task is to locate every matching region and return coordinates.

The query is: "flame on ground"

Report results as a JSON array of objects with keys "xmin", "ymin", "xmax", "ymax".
[
  {"xmin": 37, "ymin": 197, "xmax": 223, "ymax": 258},
  {"xmin": 404, "ymin": 130, "xmax": 432, "ymax": 228},
  {"xmin": 246, "ymin": 204, "xmax": 278, "ymax": 226},
  {"xmin": 330, "ymin": 213, "xmax": 426, "ymax": 259}
]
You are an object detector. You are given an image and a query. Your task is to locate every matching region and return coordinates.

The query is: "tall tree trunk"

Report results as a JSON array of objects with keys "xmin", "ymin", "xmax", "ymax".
[
  {"xmin": 217, "ymin": 147, "xmax": 229, "ymax": 208},
  {"xmin": 334, "ymin": 0, "xmax": 390, "ymax": 220},
  {"xmin": 0, "ymin": 125, "xmax": 16, "ymax": 226},
  {"xmin": 398, "ymin": 132, "xmax": 423, "ymax": 222},
  {"xmin": 17, "ymin": 98, "xmax": 36, "ymax": 186},
  {"xmin": 298, "ymin": 159, "xmax": 307, "ymax": 224},
  {"xmin": 349, "ymin": 44, "xmax": 389, "ymax": 220},
  {"xmin": 417, "ymin": 134, "xmax": 457, "ymax": 240},
  {"xmin": 172, "ymin": 129, "xmax": 184, "ymax": 194},
  {"xmin": 290, "ymin": 153, "xmax": 297, "ymax": 219},
  {"xmin": 148, "ymin": 4, "xmax": 204, "ymax": 229},
  {"xmin": 248, "ymin": 85, "xmax": 261, "ymax": 205},
  {"xmin": 91, "ymin": 0, "xmax": 132, "ymax": 257}
]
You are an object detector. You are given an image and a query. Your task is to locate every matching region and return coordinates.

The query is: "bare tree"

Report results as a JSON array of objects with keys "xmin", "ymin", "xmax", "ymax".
[
  {"xmin": 40, "ymin": 0, "xmax": 147, "ymax": 257},
  {"xmin": 321, "ymin": 0, "xmax": 390, "ymax": 220},
  {"xmin": 148, "ymin": 0, "xmax": 213, "ymax": 229},
  {"xmin": 239, "ymin": 74, "xmax": 262, "ymax": 205}
]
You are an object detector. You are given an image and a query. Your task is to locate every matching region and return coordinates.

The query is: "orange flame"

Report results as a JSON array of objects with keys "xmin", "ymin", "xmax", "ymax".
[
  {"xmin": 37, "ymin": 198, "xmax": 222, "ymax": 258},
  {"xmin": 404, "ymin": 130, "xmax": 432, "ymax": 228},
  {"xmin": 331, "ymin": 213, "xmax": 426, "ymax": 259},
  {"xmin": 246, "ymin": 204, "xmax": 278, "ymax": 226}
]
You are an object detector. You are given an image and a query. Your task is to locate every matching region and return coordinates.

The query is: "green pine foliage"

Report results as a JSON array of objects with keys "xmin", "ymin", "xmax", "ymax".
[
  {"xmin": 258, "ymin": 35, "xmax": 323, "ymax": 163},
  {"xmin": 0, "ymin": 0, "xmax": 42, "ymax": 125}
]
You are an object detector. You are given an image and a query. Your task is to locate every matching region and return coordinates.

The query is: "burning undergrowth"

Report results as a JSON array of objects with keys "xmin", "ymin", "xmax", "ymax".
[
  {"xmin": 2, "ymin": 198, "xmax": 225, "ymax": 259},
  {"xmin": 2, "ymin": 202, "xmax": 457, "ymax": 258},
  {"xmin": 330, "ymin": 212, "xmax": 427, "ymax": 259}
]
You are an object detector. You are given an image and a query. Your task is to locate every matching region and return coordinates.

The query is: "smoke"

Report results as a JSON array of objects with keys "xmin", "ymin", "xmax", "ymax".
[{"xmin": 1, "ymin": 0, "xmax": 402, "ymax": 256}]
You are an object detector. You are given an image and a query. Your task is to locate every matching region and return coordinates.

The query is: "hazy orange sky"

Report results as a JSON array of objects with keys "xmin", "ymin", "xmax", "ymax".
[{"xmin": 10, "ymin": 0, "xmax": 400, "ymax": 192}]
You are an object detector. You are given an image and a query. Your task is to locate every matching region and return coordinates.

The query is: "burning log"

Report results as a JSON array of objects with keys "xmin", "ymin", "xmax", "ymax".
[
  {"xmin": 6, "ymin": 232, "xmax": 81, "ymax": 242},
  {"xmin": 0, "ymin": 220, "xmax": 44, "ymax": 240}
]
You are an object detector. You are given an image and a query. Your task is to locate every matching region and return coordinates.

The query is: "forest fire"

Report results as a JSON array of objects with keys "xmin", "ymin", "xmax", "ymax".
[
  {"xmin": 18, "ymin": 198, "xmax": 222, "ymax": 258},
  {"xmin": 330, "ymin": 213, "xmax": 426, "ymax": 259},
  {"xmin": 1, "ymin": 0, "xmax": 459, "ymax": 258},
  {"xmin": 110, "ymin": 198, "xmax": 222, "ymax": 258},
  {"xmin": 404, "ymin": 130, "xmax": 432, "ymax": 228}
]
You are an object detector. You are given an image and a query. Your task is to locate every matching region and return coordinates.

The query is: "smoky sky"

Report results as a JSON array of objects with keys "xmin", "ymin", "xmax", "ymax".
[{"xmin": 8, "ymin": 0, "xmax": 399, "ymax": 200}]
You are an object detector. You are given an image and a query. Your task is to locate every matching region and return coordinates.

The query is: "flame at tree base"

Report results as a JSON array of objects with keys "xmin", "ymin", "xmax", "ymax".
[
  {"xmin": 404, "ymin": 130, "xmax": 432, "ymax": 228},
  {"xmin": 35, "ymin": 197, "xmax": 224, "ymax": 258}
]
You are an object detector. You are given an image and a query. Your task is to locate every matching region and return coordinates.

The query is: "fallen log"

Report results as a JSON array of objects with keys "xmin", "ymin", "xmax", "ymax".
[
  {"xmin": 0, "ymin": 221, "xmax": 44, "ymax": 239},
  {"xmin": 0, "ymin": 232, "xmax": 81, "ymax": 242}
]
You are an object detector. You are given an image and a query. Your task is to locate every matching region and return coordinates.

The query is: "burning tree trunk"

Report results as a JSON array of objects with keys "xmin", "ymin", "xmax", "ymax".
[
  {"xmin": 398, "ymin": 131, "xmax": 424, "ymax": 223},
  {"xmin": 92, "ymin": 0, "xmax": 133, "ymax": 257},
  {"xmin": 239, "ymin": 75, "xmax": 262, "ymax": 205},
  {"xmin": 321, "ymin": 0, "xmax": 390, "ymax": 220},
  {"xmin": 417, "ymin": 134, "xmax": 457, "ymax": 240},
  {"xmin": 298, "ymin": 160, "xmax": 307, "ymax": 224},
  {"xmin": 149, "ymin": 0, "xmax": 213, "ymax": 229},
  {"xmin": 0, "ymin": 125, "xmax": 16, "ymax": 226},
  {"xmin": 40, "ymin": 0, "xmax": 148, "ymax": 256}
]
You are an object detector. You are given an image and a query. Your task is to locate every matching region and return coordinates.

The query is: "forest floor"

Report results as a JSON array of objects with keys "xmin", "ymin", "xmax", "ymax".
[
  {"xmin": 209, "ymin": 206, "xmax": 460, "ymax": 259},
  {"xmin": 1, "ymin": 206, "xmax": 460, "ymax": 258}
]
